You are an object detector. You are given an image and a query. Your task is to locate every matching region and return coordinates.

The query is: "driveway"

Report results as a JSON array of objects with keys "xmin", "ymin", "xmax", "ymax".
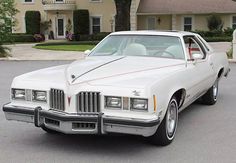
[
  {"xmin": 0, "ymin": 61, "xmax": 236, "ymax": 163},
  {"xmin": 0, "ymin": 42, "xmax": 232, "ymax": 60},
  {"xmin": 4, "ymin": 43, "xmax": 84, "ymax": 60}
]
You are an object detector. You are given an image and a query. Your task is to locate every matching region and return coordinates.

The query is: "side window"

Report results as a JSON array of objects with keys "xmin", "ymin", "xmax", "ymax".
[{"xmin": 184, "ymin": 36, "xmax": 205, "ymax": 60}]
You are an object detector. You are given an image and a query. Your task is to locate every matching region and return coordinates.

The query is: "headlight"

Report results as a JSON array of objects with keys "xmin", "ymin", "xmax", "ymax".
[
  {"xmin": 32, "ymin": 90, "xmax": 47, "ymax": 102},
  {"xmin": 105, "ymin": 96, "xmax": 122, "ymax": 108},
  {"xmin": 130, "ymin": 98, "xmax": 148, "ymax": 111},
  {"xmin": 12, "ymin": 89, "xmax": 25, "ymax": 100}
]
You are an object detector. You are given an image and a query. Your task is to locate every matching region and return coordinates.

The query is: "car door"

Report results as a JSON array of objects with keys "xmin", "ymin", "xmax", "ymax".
[{"xmin": 182, "ymin": 36, "xmax": 215, "ymax": 105}]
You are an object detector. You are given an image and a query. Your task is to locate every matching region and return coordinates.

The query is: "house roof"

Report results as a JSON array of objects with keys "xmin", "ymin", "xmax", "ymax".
[{"xmin": 137, "ymin": 0, "xmax": 236, "ymax": 14}]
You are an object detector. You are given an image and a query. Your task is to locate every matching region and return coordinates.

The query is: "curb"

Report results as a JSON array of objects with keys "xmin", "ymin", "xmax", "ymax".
[{"xmin": 228, "ymin": 59, "xmax": 236, "ymax": 63}]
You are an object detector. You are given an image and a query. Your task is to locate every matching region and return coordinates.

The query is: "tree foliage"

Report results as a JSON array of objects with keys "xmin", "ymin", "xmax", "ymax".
[
  {"xmin": 207, "ymin": 14, "xmax": 223, "ymax": 31},
  {"xmin": 73, "ymin": 10, "xmax": 89, "ymax": 35},
  {"xmin": 0, "ymin": 0, "xmax": 18, "ymax": 57},
  {"xmin": 114, "ymin": 0, "xmax": 132, "ymax": 31},
  {"xmin": 25, "ymin": 11, "xmax": 41, "ymax": 35}
]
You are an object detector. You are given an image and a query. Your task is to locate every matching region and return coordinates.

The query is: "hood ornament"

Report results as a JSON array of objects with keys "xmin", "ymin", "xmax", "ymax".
[{"xmin": 132, "ymin": 90, "xmax": 141, "ymax": 96}]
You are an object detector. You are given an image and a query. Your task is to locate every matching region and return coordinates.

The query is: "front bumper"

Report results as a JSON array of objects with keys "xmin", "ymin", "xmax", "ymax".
[{"xmin": 2, "ymin": 103, "xmax": 160, "ymax": 137}]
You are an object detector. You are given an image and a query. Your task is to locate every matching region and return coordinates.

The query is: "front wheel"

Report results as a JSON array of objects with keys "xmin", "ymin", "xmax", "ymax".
[
  {"xmin": 201, "ymin": 79, "xmax": 219, "ymax": 105},
  {"xmin": 149, "ymin": 96, "xmax": 178, "ymax": 146}
]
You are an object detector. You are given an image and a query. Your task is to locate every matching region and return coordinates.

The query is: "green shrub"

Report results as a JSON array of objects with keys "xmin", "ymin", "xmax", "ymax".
[
  {"xmin": 0, "ymin": 45, "xmax": 11, "ymax": 57},
  {"xmin": 223, "ymin": 27, "xmax": 234, "ymax": 37},
  {"xmin": 73, "ymin": 10, "xmax": 89, "ymax": 38},
  {"xmin": 73, "ymin": 32, "xmax": 110, "ymax": 41},
  {"xmin": 11, "ymin": 33, "xmax": 35, "ymax": 42},
  {"xmin": 194, "ymin": 30, "xmax": 223, "ymax": 37},
  {"xmin": 203, "ymin": 36, "xmax": 232, "ymax": 42},
  {"xmin": 207, "ymin": 14, "xmax": 223, "ymax": 31},
  {"xmin": 25, "ymin": 11, "xmax": 41, "ymax": 34},
  {"xmin": 92, "ymin": 32, "xmax": 110, "ymax": 41},
  {"xmin": 226, "ymin": 47, "xmax": 233, "ymax": 59}
]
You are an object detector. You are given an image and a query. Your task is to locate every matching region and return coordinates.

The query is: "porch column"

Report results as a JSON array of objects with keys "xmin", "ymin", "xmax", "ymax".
[
  {"xmin": 233, "ymin": 30, "xmax": 236, "ymax": 60},
  {"xmin": 172, "ymin": 14, "xmax": 177, "ymax": 30}
]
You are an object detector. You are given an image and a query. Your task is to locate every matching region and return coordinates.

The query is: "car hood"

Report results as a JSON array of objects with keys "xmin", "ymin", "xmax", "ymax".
[
  {"xmin": 14, "ymin": 56, "xmax": 186, "ymax": 89},
  {"xmin": 66, "ymin": 56, "xmax": 186, "ymax": 87}
]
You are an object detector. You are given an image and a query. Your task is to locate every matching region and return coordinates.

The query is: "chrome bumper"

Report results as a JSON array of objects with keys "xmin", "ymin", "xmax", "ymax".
[{"xmin": 2, "ymin": 104, "xmax": 160, "ymax": 137}]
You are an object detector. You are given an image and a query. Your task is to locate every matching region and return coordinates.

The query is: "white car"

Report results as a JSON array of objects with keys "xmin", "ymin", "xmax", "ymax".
[{"xmin": 3, "ymin": 31, "xmax": 230, "ymax": 146}]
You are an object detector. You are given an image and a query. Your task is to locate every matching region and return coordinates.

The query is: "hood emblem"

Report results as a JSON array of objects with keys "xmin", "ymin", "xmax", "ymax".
[
  {"xmin": 71, "ymin": 74, "xmax": 75, "ymax": 79},
  {"xmin": 132, "ymin": 90, "xmax": 141, "ymax": 96},
  {"xmin": 68, "ymin": 97, "xmax": 71, "ymax": 106}
]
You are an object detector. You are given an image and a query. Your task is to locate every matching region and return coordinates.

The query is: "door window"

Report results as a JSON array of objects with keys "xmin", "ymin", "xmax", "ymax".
[
  {"xmin": 57, "ymin": 19, "xmax": 64, "ymax": 36},
  {"xmin": 184, "ymin": 36, "xmax": 205, "ymax": 59}
]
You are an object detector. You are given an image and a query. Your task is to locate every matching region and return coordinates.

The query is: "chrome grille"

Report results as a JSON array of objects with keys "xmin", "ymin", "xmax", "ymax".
[
  {"xmin": 50, "ymin": 89, "xmax": 65, "ymax": 111},
  {"xmin": 77, "ymin": 92, "xmax": 100, "ymax": 112}
]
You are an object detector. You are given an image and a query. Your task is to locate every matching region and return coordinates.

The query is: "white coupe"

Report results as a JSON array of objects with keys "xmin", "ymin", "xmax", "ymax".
[{"xmin": 3, "ymin": 31, "xmax": 230, "ymax": 146}]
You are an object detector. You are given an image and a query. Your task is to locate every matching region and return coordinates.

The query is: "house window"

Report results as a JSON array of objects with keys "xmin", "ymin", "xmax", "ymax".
[
  {"xmin": 147, "ymin": 17, "xmax": 156, "ymax": 30},
  {"xmin": 232, "ymin": 16, "xmax": 236, "ymax": 29},
  {"xmin": 90, "ymin": 0, "xmax": 102, "ymax": 2},
  {"xmin": 184, "ymin": 17, "xmax": 192, "ymax": 31},
  {"xmin": 55, "ymin": 0, "xmax": 64, "ymax": 3},
  {"xmin": 24, "ymin": 0, "xmax": 33, "ymax": 2},
  {"xmin": 91, "ymin": 17, "xmax": 101, "ymax": 34}
]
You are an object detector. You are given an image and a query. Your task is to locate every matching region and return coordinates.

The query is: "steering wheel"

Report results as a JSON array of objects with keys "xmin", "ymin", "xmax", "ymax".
[{"xmin": 153, "ymin": 50, "xmax": 176, "ymax": 58}]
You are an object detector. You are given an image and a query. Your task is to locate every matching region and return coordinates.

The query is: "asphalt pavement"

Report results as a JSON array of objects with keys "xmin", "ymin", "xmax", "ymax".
[{"xmin": 0, "ymin": 61, "xmax": 236, "ymax": 163}]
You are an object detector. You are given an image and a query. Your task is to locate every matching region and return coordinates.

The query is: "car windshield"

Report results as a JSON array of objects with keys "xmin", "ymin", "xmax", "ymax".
[{"xmin": 89, "ymin": 35, "xmax": 185, "ymax": 59}]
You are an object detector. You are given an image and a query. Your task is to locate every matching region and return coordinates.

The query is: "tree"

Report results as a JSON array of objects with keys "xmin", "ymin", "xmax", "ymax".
[
  {"xmin": 25, "ymin": 11, "xmax": 41, "ymax": 35},
  {"xmin": 207, "ymin": 14, "xmax": 223, "ymax": 31},
  {"xmin": 114, "ymin": 0, "xmax": 132, "ymax": 31},
  {"xmin": 0, "ymin": 0, "xmax": 18, "ymax": 57}
]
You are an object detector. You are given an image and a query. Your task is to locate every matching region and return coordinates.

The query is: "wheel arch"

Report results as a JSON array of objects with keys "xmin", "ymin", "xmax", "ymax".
[
  {"xmin": 217, "ymin": 67, "xmax": 224, "ymax": 79},
  {"xmin": 172, "ymin": 88, "xmax": 186, "ymax": 109}
]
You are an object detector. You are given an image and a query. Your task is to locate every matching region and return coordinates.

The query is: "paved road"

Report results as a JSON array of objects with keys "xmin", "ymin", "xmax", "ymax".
[{"xmin": 0, "ymin": 61, "xmax": 236, "ymax": 163}]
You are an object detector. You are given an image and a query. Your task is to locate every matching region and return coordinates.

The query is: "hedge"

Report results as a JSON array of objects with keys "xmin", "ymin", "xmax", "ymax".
[
  {"xmin": 2, "ymin": 33, "xmax": 35, "ymax": 43},
  {"xmin": 203, "ymin": 36, "xmax": 232, "ymax": 42},
  {"xmin": 35, "ymin": 41, "xmax": 99, "ymax": 47},
  {"xmin": 25, "ymin": 11, "xmax": 41, "ymax": 35},
  {"xmin": 74, "ymin": 32, "xmax": 110, "ymax": 41},
  {"xmin": 73, "ymin": 10, "xmax": 89, "ymax": 37}
]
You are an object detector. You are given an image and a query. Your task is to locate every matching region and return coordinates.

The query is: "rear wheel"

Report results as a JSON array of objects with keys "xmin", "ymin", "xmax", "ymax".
[
  {"xmin": 149, "ymin": 96, "xmax": 178, "ymax": 146},
  {"xmin": 201, "ymin": 79, "xmax": 218, "ymax": 105}
]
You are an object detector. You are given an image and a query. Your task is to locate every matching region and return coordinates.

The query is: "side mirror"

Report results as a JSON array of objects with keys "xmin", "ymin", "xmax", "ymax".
[
  {"xmin": 192, "ymin": 53, "xmax": 203, "ymax": 60},
  {"xmin": 84, "ymin": 50, "xmax": 91, "ymax": 56}
]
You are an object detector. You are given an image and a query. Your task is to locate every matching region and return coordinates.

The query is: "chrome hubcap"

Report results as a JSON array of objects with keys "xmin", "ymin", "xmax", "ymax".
[
  {"xmin": 213, "ymin": 81, "xmax": 218, "ymax": 101},
  {"xmin": 166, "ymin": 101, "xmax": 177, "ymax": 138}
]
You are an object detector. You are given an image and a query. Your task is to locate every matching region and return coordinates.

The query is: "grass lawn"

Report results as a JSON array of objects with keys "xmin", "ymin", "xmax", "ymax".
[{"xmin": 34, "ymin": 44, "xmax": 95, "ymax": 52}]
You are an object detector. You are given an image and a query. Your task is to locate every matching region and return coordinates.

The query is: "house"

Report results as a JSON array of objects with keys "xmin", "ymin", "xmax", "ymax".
[
  {"xmin": 14, "ymin": 0, "xmax": 116, "ymax": 39},
  {"xmin": 13, "ymin": 0, "xmax": 236, "ymax": 39},
  {"xmin": 135, "ymin": 0, "xmax": 236, "ymax": 31}
]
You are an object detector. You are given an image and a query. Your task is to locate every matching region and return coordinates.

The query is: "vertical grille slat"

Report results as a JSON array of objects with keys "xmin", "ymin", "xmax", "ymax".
[
  {"xmin": 77, "ymin": 92, "xmax": 100, "ymax": 113},
  {"xmin": 50, "ymin": 89, "xmax": 65, "ymax": 111}
]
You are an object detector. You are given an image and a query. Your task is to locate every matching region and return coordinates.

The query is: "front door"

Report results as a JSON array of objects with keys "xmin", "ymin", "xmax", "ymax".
[{"xmin": 57, "ymin": 18, "xmax": 64, "ymax": 39}]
